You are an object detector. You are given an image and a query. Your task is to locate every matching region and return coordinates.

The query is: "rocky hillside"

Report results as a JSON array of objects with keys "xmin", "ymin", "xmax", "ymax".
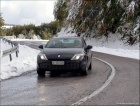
[{"xmin": 54, "ymin": 0, "xmax": 140, "ymax": 45}]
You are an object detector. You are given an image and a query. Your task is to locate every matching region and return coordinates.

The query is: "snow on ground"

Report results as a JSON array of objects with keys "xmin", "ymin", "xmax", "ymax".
[
  {"xmin": 0, "ymin": 43, "xmax": 40, "ymax": 81},
  {"xmin": 86, "ymin": 33, "xmax": 139, "ymax": 59},
  {"xmin": 91, "ymin": 46, "xmax": 139, "ymax": 59}
]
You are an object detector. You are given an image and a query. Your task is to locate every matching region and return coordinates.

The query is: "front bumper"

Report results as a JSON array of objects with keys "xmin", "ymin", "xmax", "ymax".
[{"xmin": 37, "ymin": 60, "xmax": 86, "ymax": 71}]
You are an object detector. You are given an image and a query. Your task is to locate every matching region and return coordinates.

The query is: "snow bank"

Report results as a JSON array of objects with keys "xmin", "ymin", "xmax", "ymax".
[
  {"xmin": 86, "ymin": 33, "xmax": 139, "ymax": 50},
  {"xmin": 86, "ymin": 33, "xmax": 139, "ymax": 59},
  {"xmin": 0, "ymin": 44, "xmax": 40, "ymax": 80},
  {"xmin": 92, "ymin": 47, "xmax": 139, "ymax": 59}
]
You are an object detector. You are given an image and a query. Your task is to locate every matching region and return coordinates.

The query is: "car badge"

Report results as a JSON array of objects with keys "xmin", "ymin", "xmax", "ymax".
[{"xmin": 58, "ymin": 55, "xmax": 61, "ymax": 57}]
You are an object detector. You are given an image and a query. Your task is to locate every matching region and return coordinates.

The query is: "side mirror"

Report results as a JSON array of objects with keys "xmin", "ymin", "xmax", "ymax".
[
  {"xmin": 39, "ymin": 45, "xmax": 43, "ymax": 49},
  {"xmin": 86, "ymin": 45, "xmax": 92, "ymax": 49}
]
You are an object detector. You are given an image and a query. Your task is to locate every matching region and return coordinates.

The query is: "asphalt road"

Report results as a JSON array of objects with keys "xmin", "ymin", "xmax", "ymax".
[{"xmin": 0, "ymin": 41, "xmax": 139, "ymax": 105}]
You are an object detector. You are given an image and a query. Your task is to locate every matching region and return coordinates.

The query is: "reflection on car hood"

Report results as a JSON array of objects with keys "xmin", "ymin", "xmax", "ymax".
[{"xmin": 42, "ymin": 48, "xmax": 84, "ymax": 60}]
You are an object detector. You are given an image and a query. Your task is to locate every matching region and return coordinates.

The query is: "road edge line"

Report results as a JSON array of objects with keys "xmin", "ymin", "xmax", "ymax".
[{"xmin": 72, "ymin": 57, "xmax": 116, "ymax": 105}]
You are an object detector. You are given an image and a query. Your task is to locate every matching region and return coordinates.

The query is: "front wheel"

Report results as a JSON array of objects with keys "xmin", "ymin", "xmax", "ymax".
[
  {"xmin": 80, "ymin": 65, "xmax": 89, "ymax": 76},
  {"xmin": 88, "ymin": 62, "xmax": 92, "ymax": 70},
  {"xmin": 37, "ymin": 68, "xmax": 45, "ymax": 77}
]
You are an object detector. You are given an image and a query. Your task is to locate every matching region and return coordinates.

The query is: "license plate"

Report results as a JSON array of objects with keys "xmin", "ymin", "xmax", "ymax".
[{"xmin": 52, "ymin": 61, "xmax": 65, "ymax": 65}]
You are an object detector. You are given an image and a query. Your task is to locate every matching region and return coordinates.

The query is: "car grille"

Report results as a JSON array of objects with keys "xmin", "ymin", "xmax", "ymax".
[{"xmin": 39, "ymin": 62, "xmax": 79, "ymax": 70}]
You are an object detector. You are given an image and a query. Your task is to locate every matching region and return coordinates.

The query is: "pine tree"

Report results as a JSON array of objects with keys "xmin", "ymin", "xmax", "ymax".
[{"xmin": 60, "ymin": 0, "xmax": 140, "ymax": 44}]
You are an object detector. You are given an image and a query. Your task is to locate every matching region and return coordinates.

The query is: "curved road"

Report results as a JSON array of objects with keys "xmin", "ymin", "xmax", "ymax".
[{"xmin": 0, "ymin": 41, "xmax": 139, "ymax": 105}]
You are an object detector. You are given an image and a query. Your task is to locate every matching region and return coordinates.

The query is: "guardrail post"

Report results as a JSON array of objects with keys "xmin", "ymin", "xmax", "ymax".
[
  {"xmin": 16, "ymin": 51, "xmax": 18, "ymax": 57},
  {"xmin": 8, "ymin": 41, "xmax": 10, "ymax": 45},
  {"xmin": 11, "ymin": 43, "xmax": 13, "ymax": 47},
  {"xmin": 9, "ymin": 54, "xmax": 12, "ymax": 61}
]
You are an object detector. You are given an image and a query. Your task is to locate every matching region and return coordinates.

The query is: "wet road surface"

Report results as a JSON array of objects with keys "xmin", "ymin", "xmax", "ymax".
[{"xmin": 0, "ymin": 41, "xmax": 139, "ymax": 105}]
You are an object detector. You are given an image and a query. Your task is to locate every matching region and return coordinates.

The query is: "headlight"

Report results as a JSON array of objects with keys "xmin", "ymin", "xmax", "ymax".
[
  {"xmin": 39, "ymin": 53, "xmax": 48, "ymax": 60},
  {"xmin": 71, "ymin": 54, "xmax": 85, "ymax": 60}
]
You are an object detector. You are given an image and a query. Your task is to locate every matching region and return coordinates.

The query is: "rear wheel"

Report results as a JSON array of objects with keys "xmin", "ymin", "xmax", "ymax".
[{"xmin": 37, "ymin": 68, "xmax": 45, "ymax": 77}]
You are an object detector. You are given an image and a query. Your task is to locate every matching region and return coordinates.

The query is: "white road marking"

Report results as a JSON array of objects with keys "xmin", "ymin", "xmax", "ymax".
[{"xmin": 72, "ymin": 57, "xmax": 116, "ymax": 105}]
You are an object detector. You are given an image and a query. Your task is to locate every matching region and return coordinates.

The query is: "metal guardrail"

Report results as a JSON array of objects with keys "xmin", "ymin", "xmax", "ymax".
[{"xmin": 0, "ymin": 37, "xmax": 19, "ymax": 61}]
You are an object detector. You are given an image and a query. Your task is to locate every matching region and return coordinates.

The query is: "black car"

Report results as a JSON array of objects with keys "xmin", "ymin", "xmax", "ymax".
[{"xmin": 37, "ymin": 37, "xmax": 93, "ymax": 76}]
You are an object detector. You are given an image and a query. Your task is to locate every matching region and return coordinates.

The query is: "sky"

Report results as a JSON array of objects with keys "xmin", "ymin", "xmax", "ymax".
[{"xmin": 1, "ymin": 0, "xmax": 57, "ymax": 26}]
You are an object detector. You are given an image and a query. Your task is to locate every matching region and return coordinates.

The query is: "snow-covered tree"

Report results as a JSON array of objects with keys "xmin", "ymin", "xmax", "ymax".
[{"xmin": 54, "ymin": 0, "xmax": 139, "ymax": 45}]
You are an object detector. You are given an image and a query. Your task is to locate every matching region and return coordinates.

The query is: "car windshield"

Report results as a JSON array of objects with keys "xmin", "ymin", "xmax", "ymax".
[{"xmin": 45, "ymin": 38, "xmax": 83, "ymax": 48}]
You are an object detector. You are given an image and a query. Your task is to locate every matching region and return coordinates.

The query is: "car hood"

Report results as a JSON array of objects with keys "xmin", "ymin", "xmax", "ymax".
[{"xmin": 42, "ymin": 48, "xmax": 85, "ymax": 60}]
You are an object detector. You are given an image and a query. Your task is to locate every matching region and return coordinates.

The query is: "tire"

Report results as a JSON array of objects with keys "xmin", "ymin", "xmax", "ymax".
[
  {"xmin": 37, "ymin": 68, "xmax": 45, "ymax": 77},
  {"xmin": 88, "ymin": 62, "xmax": 92, "ymax": 70},
  {"xmin": 80, "ymin": 65, "xmax": 88, "ymax": 76}
]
